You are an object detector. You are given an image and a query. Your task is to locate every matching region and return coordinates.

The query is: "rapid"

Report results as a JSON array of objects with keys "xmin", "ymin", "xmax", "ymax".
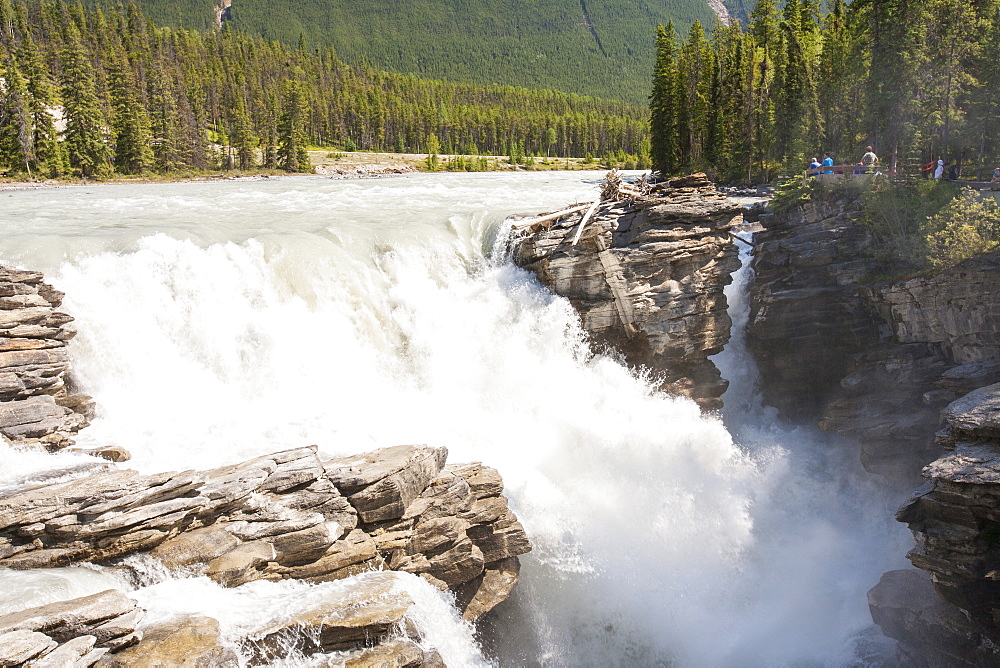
[{"xmin": 0, "ymin": 172, "xmax": 910, "ymax": 665}]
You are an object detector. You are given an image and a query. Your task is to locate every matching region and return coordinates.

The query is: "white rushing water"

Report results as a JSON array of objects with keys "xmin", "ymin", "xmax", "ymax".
[{"xmin": 0, "ymin": 172, "xmax": 909, "ymax": 665}]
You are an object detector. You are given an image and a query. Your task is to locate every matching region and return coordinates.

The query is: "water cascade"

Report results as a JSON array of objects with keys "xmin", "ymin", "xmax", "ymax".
[{"xmin": 0, "ymin": 173, "xmax": 910, "ymax": 665}]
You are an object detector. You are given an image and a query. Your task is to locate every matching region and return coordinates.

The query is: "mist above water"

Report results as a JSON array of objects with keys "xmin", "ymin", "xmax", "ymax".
[{"xmin": 0, "ymin": 173, "xmax": 908, "ymax": 665}]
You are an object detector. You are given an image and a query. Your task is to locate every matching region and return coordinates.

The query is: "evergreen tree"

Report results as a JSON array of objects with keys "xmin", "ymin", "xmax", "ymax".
[
  {"xmin": 59, "ymin": 23, "xmax": 111, "ymax": 177},
  {"xmin": 107, "ymin": 45, "xmax": 154, "ymax": 173},
  {"xmin": 649, "ymin": 22, "xmax": 679, "ymax": 175},
  {"xmin": 277, "ymin": 76, "xmax": 310, "ymax": 172},
  {"xmin": 0, "ymin": 57, "xmax": 34, "ymax": 175}
]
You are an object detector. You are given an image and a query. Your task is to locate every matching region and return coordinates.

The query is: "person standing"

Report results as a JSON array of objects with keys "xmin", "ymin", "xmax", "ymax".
[
  {"xmin": 934, "ymin": 158, "xmax": 944, "ymax": 179},
  {"xmin": 991, "ymin": 167, "xmax": 1000, "ymax": 183},
  {"xmin": 861, "ymin": 146, "xmax": 878, "ymax": 171},
  {"xmin": 821, "ymin": 153, "xmax": 834, "ymax": 174}
]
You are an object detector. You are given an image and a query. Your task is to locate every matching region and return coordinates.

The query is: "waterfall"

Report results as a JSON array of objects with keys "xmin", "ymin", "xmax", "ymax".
[{"xmin": 0, "ymin": 174, "xmax": 909, "ymax": 665}]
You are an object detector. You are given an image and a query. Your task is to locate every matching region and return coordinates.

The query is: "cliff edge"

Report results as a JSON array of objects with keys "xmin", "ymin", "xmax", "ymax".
[{"xmin": 511, "ymin": 173, "xmax": 741, "ymax": 409}]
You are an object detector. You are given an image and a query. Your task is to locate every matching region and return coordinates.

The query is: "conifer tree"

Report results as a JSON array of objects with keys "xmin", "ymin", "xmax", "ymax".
[
  {"xmin": 0, "ymin": 57, "xmax": 34, "ymax": 175},
  {"xmin": 649, "ymin": 22, "xmax": 679, "ymax": 175},
  {"xmin": 108, "ymin": 45, "xmax": 153, "ymax": 173},
  {"xmin": 59, "ymin": 23, "xmax": 111, "ymax": 177},
  {"xmin": 277, "ymin": 77, "xmax": 310, "ymax": 172}
]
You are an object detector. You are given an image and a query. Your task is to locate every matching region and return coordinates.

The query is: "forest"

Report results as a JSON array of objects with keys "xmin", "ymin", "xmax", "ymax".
[
  {"xmin": 650, "ymin": 0, "xmax": 1000, "ymax": 182},
  {"xmin": 0, "ymin": 0, "xmax": 649, "ymax": 178},
  {"xmin": 83, "ymin": 0, "xmax": 733, "ymax": 104}
]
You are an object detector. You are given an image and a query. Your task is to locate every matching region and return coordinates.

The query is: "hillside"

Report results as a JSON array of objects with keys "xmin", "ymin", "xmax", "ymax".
[{"xmin": 89, "ymin": 0, "xmax": 744, "ymax": 103}]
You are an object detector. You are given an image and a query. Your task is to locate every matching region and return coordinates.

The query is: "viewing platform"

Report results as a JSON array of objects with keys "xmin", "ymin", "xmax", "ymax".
[{"xmin": 805, "ymin": 164, "xmax": 878, "ymax": 184}]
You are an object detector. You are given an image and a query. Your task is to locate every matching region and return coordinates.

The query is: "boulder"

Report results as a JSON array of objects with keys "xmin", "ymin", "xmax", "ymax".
[
  {"xmin": 0, "ymin": 629, "xmax": 57, "ymax": 666},
  {"xmin": 95, "ymin": 616, "xmax": 237, "ymax": 667},
  {"xmin": 243, "ymin": 572, "xmax": 414, "ymax": 661}
]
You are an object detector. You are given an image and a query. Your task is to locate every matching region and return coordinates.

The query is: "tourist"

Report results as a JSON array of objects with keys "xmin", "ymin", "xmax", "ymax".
[
  {"xmin": 948, "ymin": 162, "xmax": 959, "ymax": 181},
  {"xmin": 808, "ymin": 157, "xmax": 821, "ymax": 175},
  {"xmin": 861, "ymin": 146, "xmax": 878, "ymax": 171},
  {"xmin": 934, "ymin": 158, "xmax": 944, "ymax": 179},
  {"xmin": 991, "ymin": 167, "xmax": 1000, "ymax": 183},
  {"xmin": 821, "ymin": 153, "xmax": 834, "ymax": 174}
]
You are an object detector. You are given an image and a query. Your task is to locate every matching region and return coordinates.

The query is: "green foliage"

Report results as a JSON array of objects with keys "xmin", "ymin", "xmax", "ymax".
[
  {"xmin": 0, "ymin": 0, "xmax": 650, "ymax": 178},
  {"xmin": 859, "ymin": 179, "xmax": 959, "ymax": 274},
  {"xmin": 649, "ymin": 0, "xmax": 1000, "ymax": 184},
  {"xmin": 769, "ymin": 177, "xmax": 822, "ymax": 213},
  {"xmin": 923, "ymin": 191, "xmax": 1000, "ymax": 269}
]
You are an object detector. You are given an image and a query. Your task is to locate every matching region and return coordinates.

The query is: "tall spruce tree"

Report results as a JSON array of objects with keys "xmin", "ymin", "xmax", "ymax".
[
  {"xmin": 277, "ymin": 76, "xmax": 310, "ymax": 172},
  {"xmin": 649, "ymin": 22, "xmax": 679, "ymax": 175},
  {"xmin": 59, "ymin": 23, "xmax": 111, "ymax": 177},
  {"xmin": 108, "ymin": 45, "xmax": 153, "ymax": 173}
]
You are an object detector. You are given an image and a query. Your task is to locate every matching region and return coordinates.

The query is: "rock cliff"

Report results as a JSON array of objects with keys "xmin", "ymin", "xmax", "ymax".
[
  {"xmin": 0, "ymin": 265, "xmax": 93, "ymax": 449},
  {"xmin": 0, "ymin": 443, "xmax": 531, "ymax": 665},
  {"xmin": 748, "ymin": 190, "xmax": 1000, "ymax": 480},
  {"xmin": 746, "ymin": 186, "xmax": 1000, "ymax": 663},
  {"xmin": 870, "ymin": 383, "xmax": 1000, "ymax": 665},
  {"xmin": 511, "ymin": 173, "xmax": 741, "ymax": 409}
]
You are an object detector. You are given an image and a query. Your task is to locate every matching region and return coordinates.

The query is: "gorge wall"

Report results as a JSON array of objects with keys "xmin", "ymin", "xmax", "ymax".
[
  {"xmin": 511, "ymin": 173, "xmax": 742, "ymax": 410},
  {"xmin": 747, "ymin": 186, "xmax": 1000, "ymax": 664}
]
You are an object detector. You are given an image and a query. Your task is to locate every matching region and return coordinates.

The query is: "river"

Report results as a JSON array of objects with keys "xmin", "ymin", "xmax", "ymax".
[{"xmin": 0, "ymin": 172, "xmax": 910, "ymax": 666}]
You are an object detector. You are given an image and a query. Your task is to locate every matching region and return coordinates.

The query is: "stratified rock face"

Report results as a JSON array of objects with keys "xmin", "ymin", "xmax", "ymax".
[
  {"xmin": 748, "ymin": 193, "xmax": 880, "ymax": 420},
  {"xmin": 0, "ymin": 444, "xmax": 530, "ymax": 622},
  {"xmin": 0, "ymin": 265, "xmax": 93, "ymax": 448},
  {"xmin": 750, "ymin": 193, "xmax": 1000, "ymax": 480},
  {"xmin": 875, "ymin": 384, "xmax": 1000, "ymax": 664},
  {"xmin": 512, "ymin": 173, "xmax": 741, "ymax": 409},
  {"xmin": 867, "ymin": 250, "xmax": 1000, "ymax": 365},
  {"xmin": 868, "ymin": 569, "xmax": 1000, "ymax": 667},
  {"xmin": 0, "ymin": 589, "xmax": 141, "ymax": 666}
]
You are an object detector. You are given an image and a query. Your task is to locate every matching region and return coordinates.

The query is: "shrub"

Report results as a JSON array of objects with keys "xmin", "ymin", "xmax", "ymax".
[{"xmin": 923, "ymin": 190, "xmax": 1000, "ymax": 269}]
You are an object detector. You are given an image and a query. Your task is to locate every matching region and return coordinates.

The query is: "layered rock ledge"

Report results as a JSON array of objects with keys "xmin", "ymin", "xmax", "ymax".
[
  {"xmin": 870, "ymin": 383, "xmax": 1000, "ymax": 664},
  {"xmin": 749, "ymin": 188, "xmax": 1000, "ymax": 480},
  {"xmin": 511, "ymin": 173, "xmax": 741, "ymax": 409},
  {"xmin": 0, "ymin": 265, "xmax": 93, "ymax": 449},
  {"xmin": 0, "ymin": 443, "xmax": 531, "ymax": 665}
]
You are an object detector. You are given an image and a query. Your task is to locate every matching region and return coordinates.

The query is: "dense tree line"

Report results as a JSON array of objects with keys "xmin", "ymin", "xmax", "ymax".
[
  {"xmin": 85, "ymin": 0, "xmax": 731, "ymax": 105},
  {"xmin": 650, "ymin": 0, "xmax": 1000, "ymax": 182},
  {"xmin": 0, "ymin": 0, "xmax": 649, "ymax": 178}
]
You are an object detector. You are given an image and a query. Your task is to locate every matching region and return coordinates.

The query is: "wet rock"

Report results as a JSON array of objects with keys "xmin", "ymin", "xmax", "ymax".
[
  {"xmin": 0, "ymin": 264, "xmax": 93, "ymax": 447},
  {"xmin": 243, "ymin": 572, "xmax": 414, "ymax": 661},
  {"xmin": 336, "ymin": 638, "xmax": 444, "ymax": 667},
  {"xmin": 747, "ymin": 191, "xmax": 880, "ymax": 421},
  {"xmin": 95, "ymin": 616, "xmax": 237, "ymax": 668},
  {"xmin": 453, "ymin": 556, "xmax": 521, "ymax": 621},
  {"xmin": 511, "ymin": 173, "xmax": 741, "ymax": 409},
  {"xmin": 868, "ymin": 569, "xmax": 998, "ymax": 666},
  {"xmin": 30, "ymin": 634, "xmax": 99, "ymax": 667},
  {"xmin": 0, "ymin": 590, "xmax": 138, "ymax": 645},
  {"xmin": 325, "ymin": 445, "xmax": 448, "ymax": 523},
  {"xmin": 0, "ymin": 629, "xmax": 57, "ymax": 666}
]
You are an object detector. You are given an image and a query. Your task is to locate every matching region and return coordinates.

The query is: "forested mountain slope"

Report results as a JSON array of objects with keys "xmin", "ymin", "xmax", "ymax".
[{"xmin": 87, "ymin": 0, "xmax": 746, "ymax": 103}]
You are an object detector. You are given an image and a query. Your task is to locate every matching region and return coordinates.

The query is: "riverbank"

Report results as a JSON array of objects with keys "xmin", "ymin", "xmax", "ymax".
[{"xmin": 0, "ymin": 151, "xmax": 605, "ymax": 192}]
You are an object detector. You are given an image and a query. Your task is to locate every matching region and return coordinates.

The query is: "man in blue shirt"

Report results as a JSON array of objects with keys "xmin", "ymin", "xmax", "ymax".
[{"xmin": 821, "ymin": 153, "xmax": 834, "ymax": 174}]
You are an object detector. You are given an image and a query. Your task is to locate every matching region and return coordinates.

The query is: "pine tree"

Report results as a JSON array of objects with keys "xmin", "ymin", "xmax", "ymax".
[
  {"xmin": 277, "ymin": 76, "xmax": 310, "ymax": 172},
  {"xmin": 59, "ymin": 23, "xmax": 111, "ymax": 177},
  {"xmin": 649, "ymin": 22, "xmax": 679, "ymax": 176},
  {"xmin": 0, "ymin": 57, "xmax": 34, "ymax": 175},
  {"xmin": 108, "ymin": 45, "xmax": 154, "ymax": 173}
]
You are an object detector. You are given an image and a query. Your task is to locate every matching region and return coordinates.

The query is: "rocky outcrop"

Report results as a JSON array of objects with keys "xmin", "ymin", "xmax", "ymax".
[
  {"xmin": 0, "ymin": 444, "xmax": 529, "ymax": 665},
  {"xmin": 0, "ymin": 444, "xmax": 529, "ymax": 621},
  {"xmin": 748, "ymin": 192, "xmax": 881, "ymax": 421},
  {"xmin": 749, "ymin": 188, "xmax": 1000, "ymax": 479},
  {"xmin": 0, "ymin": 589, "xmax": 141, "ymax": 666},
  {"xmin": 511, "ymin": 173, "xmax": 741, "ymax": 409},
  {"xmin": 870, "ymin": 383, "xmax": 1000, "ymax": 664},
  {"xmin": 0, "ymin": 265, "xmax": 93, "ymax": 449},
  {"xmin": 866, "ymin": 250, "xmax": 1000, "ymax": 365},
  {"xmin": 0, "ymin": 573, "xmax": 449, "ymax": 667}
]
